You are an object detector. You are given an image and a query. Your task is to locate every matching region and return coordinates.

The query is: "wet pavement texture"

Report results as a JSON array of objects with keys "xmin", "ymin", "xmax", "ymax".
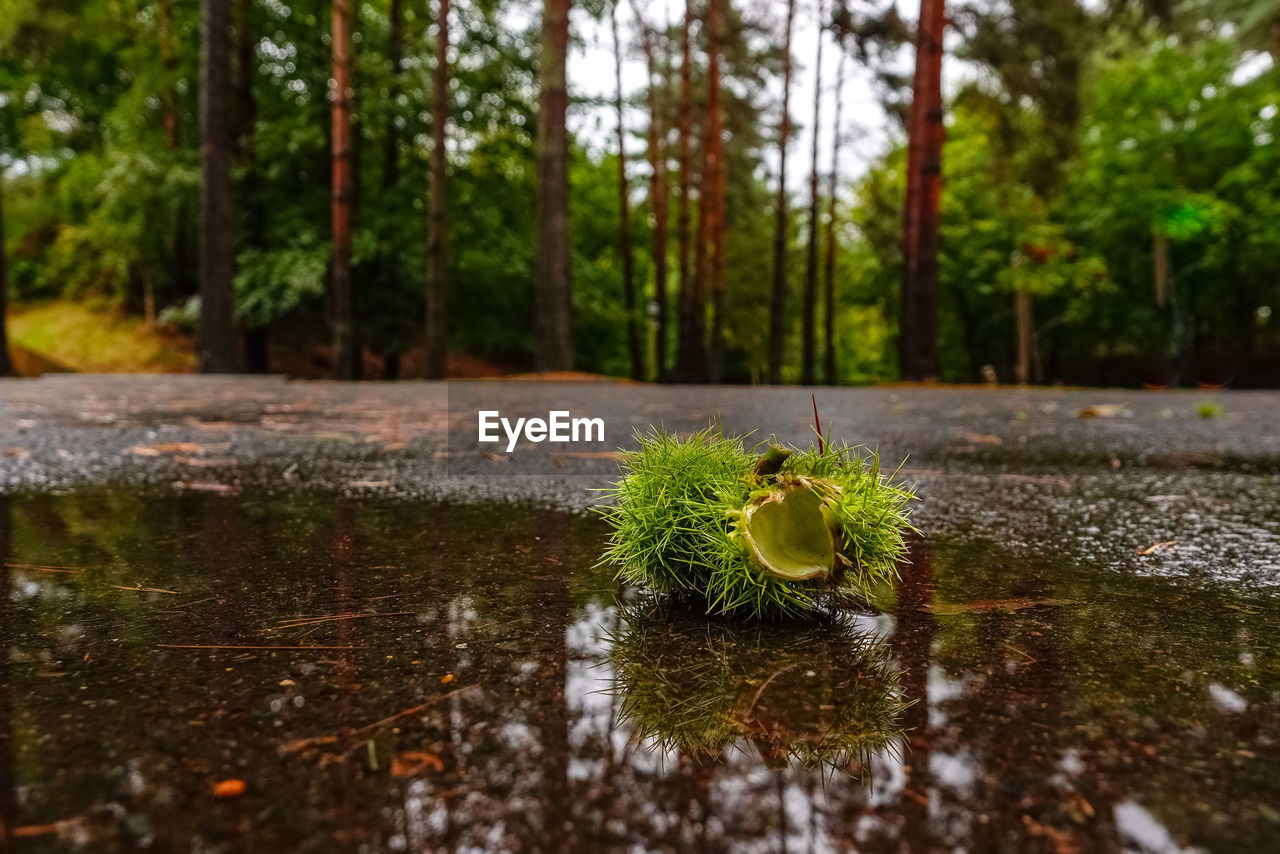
[
  {"xmin": 2, "ymin": 376, "xmax": 1279, "ymax": 585},
  {"xmin": 0, "ymin": 377, "xmax": 1279, "ymax": 851}
]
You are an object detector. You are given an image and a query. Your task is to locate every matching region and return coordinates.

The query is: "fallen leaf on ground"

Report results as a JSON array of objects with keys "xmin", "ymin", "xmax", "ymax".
[
  {"xmin": 440, "ymin": 673, "xmax": 454, "ymax": 684},
  {"xmin": 172, "ymin": 481, "xmax": 240, "ymax": 494},
  {"xmin": 129, "ymin": 443, "xmax": 208, "ymax": 456},
  {"xmin": 391, "ymin": 752, "xmax": 444, "ymax": 777},
  {"xmin": 212, "ymin": 779, "xmax": 246, "ymax": 798},
  {"xmin": 1137, "ymin": 540, "xmax": 1177, "ymax": 555},
  {"xmin": 1078, "ymin": 404, "xmax": 1127, "ymax": 418},
  {"xmin": 959, "ymin": 432, "xmax": 1003, "ymax": 445}
]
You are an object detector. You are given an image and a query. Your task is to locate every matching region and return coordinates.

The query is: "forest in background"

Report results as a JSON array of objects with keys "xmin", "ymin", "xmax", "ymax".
[{"xmin": 0, "ymin": 0, "xmax": 1278, "ymax": 385}]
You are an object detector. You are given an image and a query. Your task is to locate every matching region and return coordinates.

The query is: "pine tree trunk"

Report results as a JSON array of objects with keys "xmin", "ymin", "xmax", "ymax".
[
  {"xmin": 612, "ymin": 2, "xmax": 641, "ymax": 380},
  {"xmin": 685, "ymin": 0, "xmax": 718, "ymax": 383},
  {"xmin": 639, "ymin": 19, "xmax": 669, "ymax": 381},
  {"xmin": 199, "ymin": 0, "xmax": 238, "ymax": 372},
  {"xmin": 705, "ymin": 0, "xmax": 726, "ymax": 381},
  {"xmin": 674, "ymin": 0, "xmax": 697, "ymax": 381},
  {"xmin": 801, "ymin": 0, "xmax": 824, "ymax": 386},
  {"xmin": 236, "ymin": 0, "xmax": 270, "ymax": 373},
  {"xmin": 823, "ymin": 52, "xmax": 844, "ymax": 385},
  {"xmin": 767, "ymin": 0, "xmax": 795, "ymax": 385},
  {"xmin": 900, "ymin": 0, "xmax": 945, "ymax": 381},
  {"xmin": 535, "ymin": 0, "xmax": 573, "ymax": 371},
  {"xmin": 331, "ymin": 0, "xmax": 356, "ymax": 379},
  {"xmin": 383, "ymin": 0, "xmax": 404, "ymax": 191},
  {"xmin": 425, "ymin": 0, "xmax": 450, "ymax": 379},
  {"xmin": 159, "ymin": 0, "xmax": 180, "ymax": 148},
  {"xmin": 1015, "ymin": 288, "xmax": 1032, "ymax": 385},
  {"xmin": 0, "ymin": 166, "xmax": 12, "ymax": 376}
]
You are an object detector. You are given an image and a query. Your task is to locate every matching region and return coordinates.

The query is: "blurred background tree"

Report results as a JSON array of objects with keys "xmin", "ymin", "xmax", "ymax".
[{"xmin": 0, "ymin": 0, "xmax": 1276, "ymax": 384}]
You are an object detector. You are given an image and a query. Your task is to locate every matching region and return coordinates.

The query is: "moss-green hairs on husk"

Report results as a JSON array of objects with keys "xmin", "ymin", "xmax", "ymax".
[{"xmin": 597, "ymin": 426, "xmax": 917, "ymax": 618}]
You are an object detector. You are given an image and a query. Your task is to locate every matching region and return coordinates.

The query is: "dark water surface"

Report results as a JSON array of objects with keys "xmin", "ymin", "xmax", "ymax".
[{"xmin": 2, "ymin": 492, "xmax": 1278, "ymax": 852}]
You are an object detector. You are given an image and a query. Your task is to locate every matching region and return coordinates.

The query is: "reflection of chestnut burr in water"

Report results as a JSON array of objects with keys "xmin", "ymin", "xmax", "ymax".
[{"xmin": 607, "ymin": 597, "xmax": 910, "ymax": 773}]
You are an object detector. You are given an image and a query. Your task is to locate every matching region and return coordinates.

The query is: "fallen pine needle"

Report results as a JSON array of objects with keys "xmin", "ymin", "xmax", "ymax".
[
  {"xmin": 8, "ymin": 563, "xmax": 85, "ymax": 573},
  {"xmin": 277, "ymin": 611, "xmax": 413, "ymax": 628},
  {"xmin": 109, "ymin": 584, "xmax": 179, "ymax": 594},
  {"xmin": 158, "ymin": 643, "xmax": 359, "ymax": 650}
]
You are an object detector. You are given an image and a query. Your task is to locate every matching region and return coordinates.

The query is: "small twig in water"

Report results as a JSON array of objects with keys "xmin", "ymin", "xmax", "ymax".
[{"xmin": 282, "ymin": 684, "xmax": 479, "ymax": 756}]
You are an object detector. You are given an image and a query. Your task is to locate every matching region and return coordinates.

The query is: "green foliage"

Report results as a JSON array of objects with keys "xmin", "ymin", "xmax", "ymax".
[
  {"xmin": 2, "ymin": 0, "xmax": 1277, "ymax": 381},
  {"xmin": 598, "ymin": 426, "xmax": 915, "ymax": 618},
  {"xmin": 235, "ymin": 239, "xmax": 329, "ymax": 331}
]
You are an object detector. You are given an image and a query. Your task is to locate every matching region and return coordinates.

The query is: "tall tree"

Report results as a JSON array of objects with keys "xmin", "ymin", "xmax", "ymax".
[
  {"xmin": 384, "ymin": 0, "xmax": 405, "ymax": 191},
  {"xmin": 535, "ymin": 0, "xmax": 574, "ymax": 371},
  {"xmin": 674, "ymin": 0, "xmax": 697, "ymax": 380},
  {"xmin": 801, "ymin": 0, "xmax": 826, "ymax": 385},
  {"xmin": 767, "ymin": 0, "xmax": 796, "ymax": 385},
  {"xmin": 158, "ymin": 0, "xmax": 181, "ymax": 149},
  {"xmin": 637, "ymin": 10, "xmax": 670, "ymax": 380},
  {"xmin": 705, "ymin": 0, "xmax": 726, "ymax": 380},
  {"xmin": 378, "ymin": 0, "xmax": 405, "ymax": 380},
  {"xmin": 199, "ymin": 0, "xmax": 238, "ymax": 372},
  {"xmin": 686, "ymin": 0, "xmax": 722, "ymax": 382},
  {"xmin": 822, "ymin": 50, "xmax": 845, "ymax": 384},
  {"xmin": 900, "ymin": 0, "xmax": 945, "ymax": 381},
  {"xmin": 612, "ymin": 1, "xmax": 641, "ymax": 380},
  {"xmin": 426, "ymin": 0, "xmax": 451, "ymax": 378},
  {"xmin": 0, "ymin": 164, "xmax": 12, "ymax": 377},
  {"xmin": 236, "ymin": 0, "xmax": 269, "ymax": 372},
  {"xmin": 330, "ymin": 0, "xmax": 356, "ymax": 379}
]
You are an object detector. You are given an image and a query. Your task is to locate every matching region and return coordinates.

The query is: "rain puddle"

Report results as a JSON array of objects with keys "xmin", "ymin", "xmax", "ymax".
[{"xmin": 2, "ymin": 491, "xmax": 1278, "ymax": 851}]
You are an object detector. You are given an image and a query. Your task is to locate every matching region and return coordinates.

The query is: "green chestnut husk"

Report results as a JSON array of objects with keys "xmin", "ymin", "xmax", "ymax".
[{"xmin": 598, "ymin": 427, "xmax": 917, "ymax": 618}]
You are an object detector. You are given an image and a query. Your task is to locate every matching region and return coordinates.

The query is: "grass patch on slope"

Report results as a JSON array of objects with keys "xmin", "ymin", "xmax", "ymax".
[{"xmin": 9, "ymin": 301, "xmax": 195, "ymax": 373}]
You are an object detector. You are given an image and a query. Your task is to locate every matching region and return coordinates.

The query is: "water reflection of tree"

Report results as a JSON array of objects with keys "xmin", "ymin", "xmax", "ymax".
[
  {"xmin": 4, "ymin": 494, "xmax": 1280, "ymax": 851},
  {"xmin": 0, "ymin": 496, "xmax": 13, "ymax": 846}
]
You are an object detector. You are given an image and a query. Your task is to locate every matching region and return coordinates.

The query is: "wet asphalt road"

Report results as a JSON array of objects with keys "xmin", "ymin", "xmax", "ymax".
[{"xmin": 1, "ymin": 375, "xmax": 1278, "ymax": 586}]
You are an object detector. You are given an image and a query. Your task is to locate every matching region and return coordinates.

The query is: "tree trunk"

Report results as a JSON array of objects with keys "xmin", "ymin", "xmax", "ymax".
[
  {"xmin": 1015, "ymin": 288, "xmax": 1032, "ymax": 385},
  {"xmin": 674, "ymin": 0, "xmax": 697, "ymax": 381},
  {"xmin": 638, "ymin": 17, "xmax": 669, "ymax": 381},
  {"xmin": 801, "ymin": 0, "xmax": 824, "ymax": 386},
  {"xmin": 535, "ymin": 0, "xmax": 573, "ymax": 371},
  {"xmin": 199, "ymin": 0, "xmax": 238, "ymax": 372},
  {"xmin": 612, "ymin": 2, "xmax": 641, "ymax": 380},
  {"xmin": 426, "ymin": 0, "xmax": 450, "ymax": 378},
  {"xmin": 159, "ymin": 0, "xmax": 181, "ymax": 148},
  {"xmin": 384, "ymin": 0, "xmax": 404, "ymax": 191},
  {"xmin": 236, "ymin": 0, "xmax": 270, "ymax": 373},
  {"xmin": 705, "ymin": 0, "xmax": 726, "ymax": 381},
  {"xmin": 823, "ymin": 51, "xmax": 844, "ymax": 384},
  {"xmin": 0, "ymin": 166, "xmax": 12, "ymax": 377},
  {"xmin": 767, "ymin": 0, "xmax": 795, "ymax": 386},
  {"xmin": 330, "ymin": 0, "xmax": 356, "ymax": 379},
  {"xmin": 899, "ymin": 0, "xmax": 945, "ymax": 381},
  {"xmin": 684, "ymin": 0, "xmax": 719, "ymax": 383}
]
